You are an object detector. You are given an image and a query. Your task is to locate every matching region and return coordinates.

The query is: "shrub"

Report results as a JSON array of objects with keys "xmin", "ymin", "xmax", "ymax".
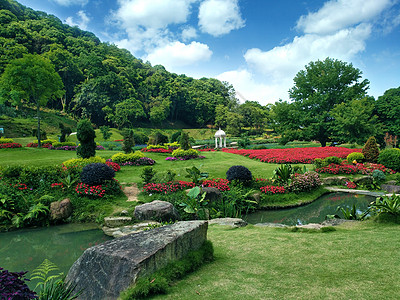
[
  {"xmin": 141, "ymin": 166, "xmax": 157, "ymax": 184},
  {"xmin": 178, "ymin": 132, "xmax": 191, "ymax": 150},
  {"xmin": 122, "ymin": 129, "xmax": 135, "ymax": 154},
  {"xmin": 170, "ymin": 131, "xmax": 182, "ymax": 143},
  {"xmin": 146, "ymin": 144, "xmax": 169, "ymax": 150},
  {"xmin": 378, "ymin": 148, "xmax": 400, "ymax": 171},
  {"xmin": 226, "ymin": 165, "xmax": 253, "ymax": 185},
  {"xmin": 76, "ymin": 119, "xmax": 96, "ymax": 159},
  {"xmin": 105, "ymin": 161, "xmax": 121, "ymax": 172},
  {"xmin": 171, "ymin": 148, "xmax": 198, "ymax": 158},
  {"xmin": 80, "ymin": 163, "xmax": 115, "ymax": 185},
  {"xmin": 0, "ymin": 267, "xmax": 37, "ymax": 299},
  {"xmin": 111, "ymin": 151, "xmax": 145, "ymax": 164},
  {"xmin": 347, "ymin": 152, "xmax": 364, "ymax": 163},
  {"xmin": 0, "ymin": 143, "xmax": 22, "ymax": 149},
  {"xmin": 132, "ymin": 131, "xmax": 148, "ymax": 145},
  {"xmin": 148, "ymin": 131, "xmax": 168, "ymax": 145},
  {"xmin": 0, "ymin": 137, "xmax": 14, "ymax": 144},
  {"xmin": 100, "ymin": 125, "xmax": 112, "ymax": 141},
  {"xmin": 62, "ymin": 156, "xmax": 106, "ymax": 168},
  {"xmin": 288, "ymin": 171, "xmax": 321, "ymax": 193},
  {"xmin": 313, "ymin": 158, "xmax": 324, "ymax": 168},
  {"xmin": 372, "ymin": 169, "xmax": 386, "ymax": 184},
  {"xmin": 362, "ymin": 136, "xmax": 380, "ymax": 163},
  {"xmin": 324, "ymin": 156, "xmax": 342, "ymax": 165},
  {"xmin": 52, "ymin": 142, "xmax": 76, "ymax": 148}
]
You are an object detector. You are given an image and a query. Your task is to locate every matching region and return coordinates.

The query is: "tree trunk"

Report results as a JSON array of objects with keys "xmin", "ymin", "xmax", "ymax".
[{"xmin": 37, "ymin": 103, "xmax": 41, "ymax": 148}]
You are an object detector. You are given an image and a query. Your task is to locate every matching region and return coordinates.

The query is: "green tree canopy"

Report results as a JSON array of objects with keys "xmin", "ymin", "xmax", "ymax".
[
  {"xmin": 273, "ymin": 57, "xmax": 370, "ymax": 146},
  {"xmin": 376, "ymin": 86, "xmax": 400, "ymax": 136},
  {"xmin": 0, "ymin": 53, "xmax": 64, "ymax": 146}
]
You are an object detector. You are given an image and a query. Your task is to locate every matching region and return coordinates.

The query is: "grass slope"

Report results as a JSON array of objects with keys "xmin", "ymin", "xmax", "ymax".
[{"xmin": 154, "ymin": 222, "xmax": 400, "ymax": 300}]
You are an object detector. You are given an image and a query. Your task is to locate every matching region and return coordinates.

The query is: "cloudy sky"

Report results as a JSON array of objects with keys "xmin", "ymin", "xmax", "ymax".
[{"xmin": 17, "ymin": 0, "xmax": 400, "ymax": 105}]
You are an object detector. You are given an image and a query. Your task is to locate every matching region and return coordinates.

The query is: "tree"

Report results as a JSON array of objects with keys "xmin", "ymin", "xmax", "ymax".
[
  {"xmin": 282, "ymin": 57, "xmax": 370, "ymax": 146},
  {"xmin": 0, "ymin": 54, "xmax": 64, "ymax": 147},
  {"xmin": 376, "ymin": 87, "xmax": 400, "ymax": 136},
  {"xmin": 122, "ymin": 129, "xmax": 134, "ymax": 154},
  {"xmin": 330, "ymin": 97, "xmax": 382, "ymax": 144},
  {"xmin": 179, "ymin": 132, "xmax": 191, "ymax": 150},
  {"xmin": 77, "ymin": 119, "xmax": 96, "ymax": 158},
  {"xmin": 100, "ymin": 125, "xmax": 111, "ymax": 141}
]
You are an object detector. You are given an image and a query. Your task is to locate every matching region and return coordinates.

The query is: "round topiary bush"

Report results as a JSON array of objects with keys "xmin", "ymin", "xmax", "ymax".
[
  {"xmin": 226, "ymin": 165, "xmax": 252, "ymax": 185},
  {"xmin": 346, "ymin": 152, "xmax": 365, "ymax": 163},
  {"xmin": 378, "ymin": 148, "xmax": 400, "ymax": 171},
  {"xmin": 80, "ymin": 163, "xmax": 115, "ymax": 185}
]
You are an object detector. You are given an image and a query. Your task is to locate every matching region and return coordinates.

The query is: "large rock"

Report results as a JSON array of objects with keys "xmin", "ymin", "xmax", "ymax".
[
  {"xmin": 209, "ymin": 218, "xmax": 247, "ymax": 228},
  {"xmin": 134, "ymin": 200, "xmax": 180, "ymax": 221},
  {"xmin": 66, "ymin": 221, "xmax": 207, "ymax": 300},
  {"xmin": 322, "ymin": 176, "xmax": 347, "ymax": 185},
  {"xmin": 102, "ymin": 221, "xmax": 160, "ymax": 238},
  {"xmin": 49, "ymin": 198, "xmax": 72, "ymax": 221},
  {"xmin": 201, "ymin": 187, "xmax": 221, "ymax": 202},
  {"xmin": 353, "ymin": 176, "xmax": 373, "ymax": 185},
  {"xmin": 381, "ymin": 184, "xmax": 400, "ymax": 194},
  {"xmin": 104, "ymin": 217, "xmax": 132, "ymax": 228}
]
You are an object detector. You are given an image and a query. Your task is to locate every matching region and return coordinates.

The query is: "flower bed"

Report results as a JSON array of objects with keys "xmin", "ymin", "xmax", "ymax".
[
  {"xmin": 0, "ymin": 143, "xmax": 22, "ymax": 149},
  {"xmin": 119, "ymin": 157, "xmax": 155, "ymax": 166},
  {"xmin": 143, "ymin": 181, "xmax": 195, "ymax": 194},
  {"xmin": 223, "ymin": 147, "xmax": 361, "ymax": 164},
  {"xmin": 316, "ymin": 162, "xmax": 396, "ymax": 175},
  {"xmin": 49, "ymin": 145, "xmax": 77, "ymax": 151},
  {"xmin": 142, "ymin": 148, "xmax": 173, "ymax": 153},
  {"xmin": 202, "ymin": 178, "xmax": 230, "ymax": 191},
  {"xmin": 260, "ymin": 185, "xmax": 286, "ymax": 194},
  {"xmin": 165, "ymin": 155, "xmax": 206, "ymax": 161}
]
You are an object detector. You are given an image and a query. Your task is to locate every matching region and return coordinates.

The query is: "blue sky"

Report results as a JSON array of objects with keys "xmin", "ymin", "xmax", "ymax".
[{"xmin": 17, "ymin": 0, "xmax": 400, "ymax": 105}]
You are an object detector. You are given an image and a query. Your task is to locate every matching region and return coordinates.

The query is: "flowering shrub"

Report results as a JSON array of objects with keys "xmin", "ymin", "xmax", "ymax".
[
  {"xmin": 142, "ymin": 147, "xmax": 172, "ymax": 153},
  {"xmin": 119, "ymin": 157, "xmax": 156, "ymax": 166},
  {"xmin": 224, "ymin": 147, "xmax": 362, "ymax": 164},
  {"xmin": 288, "ymin": 171, "xmax": 321, "ymax": 193},
  {"xmin": 96, "ymin": 145, "xmax": 105, "ymax": 150},
  {"xmin": 75, "ymin": 182, "xmax": 106, "ymax": 197},
  {"xmin": 143, "ymin": 181, "xmax": 195, "ymax": 194},
  {"xmin": 260, "ymin": 185, "xmax": 285, "ymax": 194},
  {"xmin": 105, "ymin": 161, "xmax": 121, "ymax": 172},
  {"xmin": 0, "ymin": 143, "xmax": 22, "ymax": 149},
  {"xmin": 49, "ymin": 145, "xmax": 77, "ymax": 151},
  {"xmin": 202, "ymin": 178, "xmax": 230, "ymax": 191},
  {"xmin": 344, "ymin": 181, "xmax": 357, "ymax": 189}
]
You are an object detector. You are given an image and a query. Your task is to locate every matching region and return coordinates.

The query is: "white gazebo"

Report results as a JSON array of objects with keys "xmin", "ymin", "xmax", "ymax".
[{"xmin": 215, "ymin": 128, "xmax": 226, "ymax": 148}]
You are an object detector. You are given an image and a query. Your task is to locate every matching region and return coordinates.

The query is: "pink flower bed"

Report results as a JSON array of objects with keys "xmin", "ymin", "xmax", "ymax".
[
  {"xmin": 316, "ymin": 162, "xmax": 395, "ymax": 175},
  {"xmin": 142, "ymin": 148, "xmax": 172, "ymax": 153},
  {"xmin": 223, "ymin": 147, "xmax": 361, "ymax": 164}
]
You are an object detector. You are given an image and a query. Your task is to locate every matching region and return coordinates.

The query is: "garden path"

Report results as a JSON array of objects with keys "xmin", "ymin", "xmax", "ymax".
[{"xmin": 123, "ymin": 183, "xmax": 139, "ymax": 202}]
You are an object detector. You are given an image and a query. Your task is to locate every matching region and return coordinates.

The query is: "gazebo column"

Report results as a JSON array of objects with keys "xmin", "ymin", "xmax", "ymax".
[
  {"xmin": 224, "ymin": 137, "xmax": 226, "ymax": 148},
  {"xmin": 215, "ymin": 137, "xmax": 218, "ymax": 148},
  {"xmin": 219, "ymin": 137, "xmax": 222, "ymax": 148}
]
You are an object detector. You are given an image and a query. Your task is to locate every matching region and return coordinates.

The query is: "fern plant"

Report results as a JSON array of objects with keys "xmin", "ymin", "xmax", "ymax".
[
  {"xmin": 23, "ymin": 203, "xmax": 49, "ymax": 225},
  {"xmin": 31, "ymin": 259, "xmax": 63, "ymax": 290}
]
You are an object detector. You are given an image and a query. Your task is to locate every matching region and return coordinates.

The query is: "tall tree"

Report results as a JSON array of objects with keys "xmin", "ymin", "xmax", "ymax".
[
  {"xmin": 0, "ymin": 53, "xmax": 64, "ymax": 147},
  {"xmin": 284, "ymin": 57, "xmax": 370, "ymax": 146},
  {"xmin": 376, "ymin": 86, "xmax": 400, "ymax": 136}
]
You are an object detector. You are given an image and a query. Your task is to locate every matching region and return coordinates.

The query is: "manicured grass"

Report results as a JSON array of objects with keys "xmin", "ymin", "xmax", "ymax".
[
  {"xmin": 114, "ymin": 151, "xmax": 309, "ymax": 184},
  {"xmin": 153, "ymin": 221, "xmax": 400, "ymax": 300}
]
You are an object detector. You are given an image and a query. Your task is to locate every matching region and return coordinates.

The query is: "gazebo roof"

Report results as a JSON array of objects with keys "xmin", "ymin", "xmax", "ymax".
[{"xmin": 215, "ymin": 128, "xmax": 226, "ymax": 137}]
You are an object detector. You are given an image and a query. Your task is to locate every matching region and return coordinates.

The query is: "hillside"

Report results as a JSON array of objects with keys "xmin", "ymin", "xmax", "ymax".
[{"xmin": 0, "ymin": 0, "xmax": 238, "ymax": 128}]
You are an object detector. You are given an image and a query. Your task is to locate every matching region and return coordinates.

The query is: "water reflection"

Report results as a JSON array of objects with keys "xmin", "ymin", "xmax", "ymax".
[
  {"xmin": 244, "ymin": 192, "xmax": 376, "ymax": 226},
  {"xmin": 0, "ymin": 223, "xmax": 111, "ymax": 287}
]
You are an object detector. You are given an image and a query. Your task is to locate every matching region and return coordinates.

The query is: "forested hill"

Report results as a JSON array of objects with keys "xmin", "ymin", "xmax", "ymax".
[{"xmin": 0, "ymin": 0, "xmax": 239, "ymax": 128}]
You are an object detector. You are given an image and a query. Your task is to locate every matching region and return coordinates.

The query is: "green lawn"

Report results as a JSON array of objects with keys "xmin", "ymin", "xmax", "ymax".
[{"xmin": 153, "ymin": 221, "xmax": 400, "ymax": 300}]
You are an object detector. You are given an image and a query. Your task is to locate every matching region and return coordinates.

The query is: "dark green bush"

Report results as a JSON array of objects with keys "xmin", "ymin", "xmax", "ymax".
[
  {"xmin": 77, "ymin": 119, "xmax": 96, "ymax": 159},
  {"xmin": 378, "ymin": 148, "xmax": 400, "ymax": 171},
  {"xmin": 80, "ymin": 163, "xmax": 115, "ymax": 185},
  {"xmin": 132, "ymin": 131, "xmax": 148, "ymax": 145},
  {"xmin": 372, "ymin": 169, "xmax": 386, "ymax": 183},
  {"xmin": 148, "ymin": 131, "xmax": 168, "ymax": 145},
  {"xmin": 362, "ymin": 136, "xmax": 380, "ymax": 163},
  {"xmin": 226, "ymin": 165, "xmax": 253, "ymax": 185},
  {"xmin": 170, "ymin": 131, "xmax": 182, "ymax": 143},
  {"xmin": 178, "ymin": 132, "xmax": 191, "ymax": 150},
  {"xmin": 324, "ymin": 156, "xmax": 342, "ymax": 165},
  {"xmin": 122, "ymin": 129, "xmax": 135, "ymax": 154}
]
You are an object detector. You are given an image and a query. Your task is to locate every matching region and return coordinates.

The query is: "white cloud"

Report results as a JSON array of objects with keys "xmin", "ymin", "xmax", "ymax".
[
  {"xmin": 217, "ymin": 69, "xmax": 287, "ymax": 104},
  {"xmin": 198, "ymin": 0, "xmax": 245, "ymax": 36},
  {"xmin": 181, "ymin": 26, "xmax": 198, "ymax": 41},
  {"xmin": 145, "ymin": 41, "xmax": 212, "ymax": 71},
  {"xmin": 52, "ymin": 0, "xmax": 88, "ymax": 6},
  {"xmin": 65, "ymin": 10, "xmax": 90, "ymax": 30},
  {"xmin": 297, "ymin": 0, "xmax": 393, "ymax": 34},
  {"xmin": 244, "ymin": 23, "xmax": 371, "ymax": 80}
]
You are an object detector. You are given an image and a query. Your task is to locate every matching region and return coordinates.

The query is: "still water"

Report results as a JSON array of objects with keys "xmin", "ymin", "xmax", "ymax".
[
  {"xmin": 245, "ymin": 192, "xmax": 377, "ymax": 226},
  {"xmin": 0, "ymin": 223, "xmax": 111, "ymax": 287}
]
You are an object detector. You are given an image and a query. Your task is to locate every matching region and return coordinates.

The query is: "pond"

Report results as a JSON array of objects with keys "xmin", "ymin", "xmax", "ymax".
[
  {"xmin": 0, "ymin": 223, "xmax": 111, "ymax": 288},
  {"xmin": 244, "ymin": 192, "xmax": 377, "ymax": 226}
]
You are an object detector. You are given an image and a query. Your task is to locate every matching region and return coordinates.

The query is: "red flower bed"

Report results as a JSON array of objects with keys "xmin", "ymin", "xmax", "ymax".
[
  {"xmin": 105, "ymin": 161, "xmax": 121, "ymax": 172},
  {"xmin": 142, "ymin": 148, "xmax": 172, "ymax": 153},
  {"xmin": 260, "ymin": 185, "xmax": 286, "ymax": 194},
  {"xmin": 75, "ymin": 182, "xmax": 106, "ymax": 198},
  {"xmin": 143, "ymin": 181, "xmax": 195, "ymax": 194},
  {"xmin": 26, "ymin": 143, "xmax": 52, "ymax": 148},
  {"xmin": 316, "ymin": 162, "xmax": 396, "ymax": 175},
  {"xmin": 202, "ymin": 178, "xmax": 230, "ymax": 191},
  {"xmin": 198, "ymin": 149, "xmax": 216, "ymax": 152},
  {"xmin": 223, "ymin": 147, "xmax": 361, "ymax": 164},
  {"xmin": 0, "ymin": 143, "xmax": 22, "ymax": 149}
]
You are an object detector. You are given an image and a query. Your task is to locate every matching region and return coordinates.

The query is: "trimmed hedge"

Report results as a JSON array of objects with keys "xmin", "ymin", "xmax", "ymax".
[
  {"xmin": 378, "ymin": 148, "xmax": 400, "ymax": 171},
  {"xmin": 111, "ymin": 151, "xmax": 145, "ymax": 164},
  {"xmin": 62, "ymin": 156, "xmax": 106, "ymax": 168}
]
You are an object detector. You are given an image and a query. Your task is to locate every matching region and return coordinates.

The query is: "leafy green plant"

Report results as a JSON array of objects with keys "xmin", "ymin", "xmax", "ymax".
[
  {"xmin": 378, "ymin": 148, "xmax": 400, "ymax": 171},
  {"xmin": 369, "ymin": 194, "xmax": 400, "ymax": 217},
  {"xmin": 59, "ymin": 174, "xmax": 79, "ymax": 190},
  {"xmin": 372, "ymin": 169, "xmax": 386, "ymax": 184},
  {"xmin": 346, "ymin": 152, "xmax": 365, "ymax": 163},
  {"xmin": 76, "ymin": 119, "xmax": 96, "ymax": 159},
  {"xmin": 141, "ymin": 166, "xmax": 157, "ymax": 184},
  {"xmin": 23, "ymin": 203, "xmax": 49, "ymax": 226},
  {"xmin": 273, "ymin": 164, "xmax": 293, "ymax": 184},
  {"xmin": 337, "ymin": 204, "xmax": 368, "ymax": 220},
  {"xmin": 179, "ymin": 186, "xmax": 209, "ymax": 220},
  {"xmin": 217, "ymin": 186, "xmax": 257, "ymax": 218},
  {"xmin": 185, "ymin": 166, "xmax": 209, "ymax": 185}
]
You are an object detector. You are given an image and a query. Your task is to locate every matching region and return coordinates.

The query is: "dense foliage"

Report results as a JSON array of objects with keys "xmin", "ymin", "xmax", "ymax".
[
  {"xmin": 378, "ymin": 148, "xmax": 400, "ymax": 171},
  {"xmin": 0, "ymin": 0, "xmax": 237, "ymax": 128},
  {"xmin": 226, "ymin": 165, "xmax": 253, "ymax": 184},
  {"xmin": 80, "ymin": 163, "xmax": 115, "ymax": 185},
  {"xmin": 0, "ymin": 267, "xmax": 37, "ymax": 299},
  {"xmin": 76, "ymin": 119, "xmax": 96, "ymax": 158},
  {"xmin": 362, "ymin": 136, "xmax": 380, "ymax": 163}
]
